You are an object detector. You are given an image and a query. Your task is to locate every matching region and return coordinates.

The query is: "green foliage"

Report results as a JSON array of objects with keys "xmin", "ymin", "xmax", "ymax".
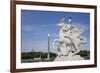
[
  {"xmin": 77, "ymin": 50, "xmax": 90, "ymax": 57},
  {"xmin": 21, "ymin": 50, "xmax": 90, "ymax": 60},
  {"xmin": 21, "ymin": 53, "xmax": 33, "ymax": 59},
  {"xmin": 21, "ymin": 51, "xmax": 57, "ymax": 59}
]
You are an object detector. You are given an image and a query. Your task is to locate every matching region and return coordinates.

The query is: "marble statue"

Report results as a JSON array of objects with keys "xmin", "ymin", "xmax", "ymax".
[{"xmin": 53, "ymin": 17, "xmax": 87, "ymax": 60}]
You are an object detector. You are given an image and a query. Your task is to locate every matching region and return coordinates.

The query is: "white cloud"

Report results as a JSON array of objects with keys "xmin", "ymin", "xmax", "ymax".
[
  {"xmin": 22, "ymin": 24, "xmax": 47, "ymax": 33},
  {"xmin": 22, "ymin": 40, "xmax": 48, "ymax": 52},
  {"xmin": 22, "ymin": 25, "xmax": 33, "ymax": 32}
]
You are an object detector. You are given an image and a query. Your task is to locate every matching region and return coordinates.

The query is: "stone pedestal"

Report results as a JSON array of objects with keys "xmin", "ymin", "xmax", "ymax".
[{"xmin": 54, "ymin": 54, "xmax": 84, "ymax": 61}]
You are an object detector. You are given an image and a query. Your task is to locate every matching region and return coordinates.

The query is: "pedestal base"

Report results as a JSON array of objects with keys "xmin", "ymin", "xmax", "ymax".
[{"xmin": 54, "ymin": 54, "xmax": 84, "ymax": 61}]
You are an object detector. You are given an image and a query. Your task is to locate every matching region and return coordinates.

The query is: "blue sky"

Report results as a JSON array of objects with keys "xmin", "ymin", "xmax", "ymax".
[{"xmin": 21, "ymin": 9, "xmax": 90, "ymax": 53}]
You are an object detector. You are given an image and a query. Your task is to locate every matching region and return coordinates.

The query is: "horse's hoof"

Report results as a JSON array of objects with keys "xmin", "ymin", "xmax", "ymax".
[
  {"xmin": 72, "ymin": 53, "xmax": 75, "ymax": 56},
  {"xmin": 65, "ymin": 54, "xmax": 68, "ymax": 56}
]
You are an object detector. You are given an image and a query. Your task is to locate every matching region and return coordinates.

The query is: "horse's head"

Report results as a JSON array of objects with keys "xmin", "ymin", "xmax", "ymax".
[
  {"xmin": 56, "ymin": 22, "xmax": 65, "ymax": 28},
  {"xmin": 56, "ymin": 18, "xmax": 66, "ymax": 29}
]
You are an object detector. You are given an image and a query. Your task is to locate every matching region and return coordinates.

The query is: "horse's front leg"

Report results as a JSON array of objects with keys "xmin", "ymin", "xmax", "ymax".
[
  {"xmin": 65, "ymin": 45, "xmax": 71, "ymax": 56},
  {"xmin": 72, "ymin": 43, "xmax": 80, "ymax": 56},
  {"xmin": 53, "ymin": 39, "xmax": 64, "ymax": 57}
]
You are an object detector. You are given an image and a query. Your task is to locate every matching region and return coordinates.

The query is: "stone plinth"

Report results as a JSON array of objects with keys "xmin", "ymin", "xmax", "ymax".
[{"xmin": 54, "ymin": 54, "xmax": 84, "ymax": 61}]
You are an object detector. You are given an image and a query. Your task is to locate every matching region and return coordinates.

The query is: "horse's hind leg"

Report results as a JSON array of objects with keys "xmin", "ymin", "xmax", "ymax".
[
  {"xmin": 72, "ymin": 49, "xmax": 80, "ymax": 56},
  {"xmin": 72, "ymin": 44, "xmax": 80, "ymax": 56}
]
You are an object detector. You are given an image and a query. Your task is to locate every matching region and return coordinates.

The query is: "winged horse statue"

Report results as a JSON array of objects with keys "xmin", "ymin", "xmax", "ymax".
[{"xmin": 53, "ymin": 17, "xmax": 87, "ymax": 57}]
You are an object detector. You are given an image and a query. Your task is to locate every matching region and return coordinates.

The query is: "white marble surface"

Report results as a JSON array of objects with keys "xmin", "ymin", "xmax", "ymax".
[
  {"xmin": 53, "ymin": 17, "xmax": 87, "ymax": 57},
  {"xmin": 54, "ymin": 55, "xmax": 84, "ymax": 61}
]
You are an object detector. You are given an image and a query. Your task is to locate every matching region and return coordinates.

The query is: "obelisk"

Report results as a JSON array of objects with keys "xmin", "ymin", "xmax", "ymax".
[{"xmin": 47, "ymin": 33, "xmax": 50, "ymax": 60}]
